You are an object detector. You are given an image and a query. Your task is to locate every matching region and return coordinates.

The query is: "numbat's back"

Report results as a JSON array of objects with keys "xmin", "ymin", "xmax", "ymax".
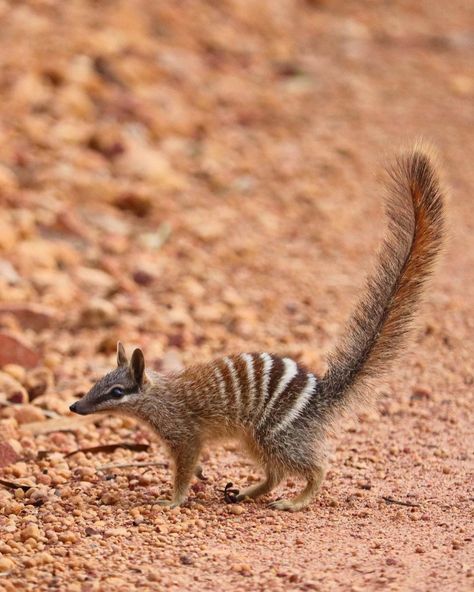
[{"xmin": 71, "ymin": 146, "xmax": 445, "ymax": 511}]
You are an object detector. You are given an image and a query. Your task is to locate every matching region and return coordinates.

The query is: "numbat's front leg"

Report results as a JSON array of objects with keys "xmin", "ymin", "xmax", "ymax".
[{"xmin": 157, "ymin": 442, "xmax": 201, "ymax": 508}]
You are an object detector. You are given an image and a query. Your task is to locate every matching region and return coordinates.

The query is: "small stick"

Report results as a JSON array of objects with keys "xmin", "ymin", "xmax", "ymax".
[
  {"xmin": 382, "ymin": 496, "xmax": 420, "ymax": 508},
  {"xmin": 65, "ymin": 442, "xmax": 149, "ymax": 458},
  {"xmin": 97, "ymin": 461, "xmax": 168, "ymax": 471},
  {"xmin": 0, "ymin": 478, "xmax": 33, "ymax": 492}
]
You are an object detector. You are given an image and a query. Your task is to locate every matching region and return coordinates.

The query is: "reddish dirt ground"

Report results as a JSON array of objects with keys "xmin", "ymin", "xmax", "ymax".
[{"xmin": 0, "ymin": 1, "xmax": 472, "ymax": 591}]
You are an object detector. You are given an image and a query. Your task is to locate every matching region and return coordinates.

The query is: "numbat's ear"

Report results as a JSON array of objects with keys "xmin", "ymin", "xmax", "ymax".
[
  {"xmin": 117, "ymin": 342, "xmax": 128, "ymax": 367},
  {"xmin": 130, "ymin": 348, "xmax": 145, "ymax": 385}
]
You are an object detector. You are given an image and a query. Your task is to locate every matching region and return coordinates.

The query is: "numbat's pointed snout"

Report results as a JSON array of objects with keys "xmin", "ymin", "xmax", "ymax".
[{"xmin": 69, "ymin": 401, "xmax": 87, "ymax": 415}]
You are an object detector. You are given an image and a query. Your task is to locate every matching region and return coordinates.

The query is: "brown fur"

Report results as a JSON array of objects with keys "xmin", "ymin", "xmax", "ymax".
[
  {"xmin": 70, "ymin": 146, "xmax": 445, "ymax": 511},
  {"xmin": 320, "ymin": 144, "xmax": 445, "ymax": 412}
]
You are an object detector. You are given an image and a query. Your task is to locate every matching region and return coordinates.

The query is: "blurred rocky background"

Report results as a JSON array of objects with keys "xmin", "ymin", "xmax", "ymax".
[{"xmin": 0, "ymin": 1, "xmax": 472, "ymax": 590}]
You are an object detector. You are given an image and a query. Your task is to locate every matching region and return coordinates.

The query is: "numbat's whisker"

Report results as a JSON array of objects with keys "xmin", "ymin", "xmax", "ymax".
[{"xmin": 70, "ymin": 145, "xmax": 445, "ymax": 511}]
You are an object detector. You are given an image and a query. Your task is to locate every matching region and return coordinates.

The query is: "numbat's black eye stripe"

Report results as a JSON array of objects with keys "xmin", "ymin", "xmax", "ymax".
[{"xmin": 95, "ymin": 386, "xmax": 135, "ymax": 405}]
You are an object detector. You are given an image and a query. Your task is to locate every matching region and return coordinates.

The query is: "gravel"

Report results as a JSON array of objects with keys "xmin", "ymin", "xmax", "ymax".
[{"xmin": 0, "ymin": 1, "xmax": 473, "ymax": 591}]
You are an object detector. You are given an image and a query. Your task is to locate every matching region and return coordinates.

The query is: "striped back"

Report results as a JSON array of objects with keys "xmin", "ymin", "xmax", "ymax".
[{"xmin": 208, "ymin": 353, "xmax": 318, "ymax": 435}]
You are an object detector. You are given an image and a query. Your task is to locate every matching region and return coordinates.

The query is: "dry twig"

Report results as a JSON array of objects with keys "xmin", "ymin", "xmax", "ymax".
[
  {"xmin": 382, "ymin": 496, "xmax": 420, "ymax": 508},
  {"xmin": 97, "ymin": 461, "xmax": 168, "ymax": 471}
]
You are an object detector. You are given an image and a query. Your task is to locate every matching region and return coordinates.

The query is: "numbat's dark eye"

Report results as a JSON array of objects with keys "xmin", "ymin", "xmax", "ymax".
[{"xmin": 110, "ymin": 387, "xmax": 125, "ymax": 398}]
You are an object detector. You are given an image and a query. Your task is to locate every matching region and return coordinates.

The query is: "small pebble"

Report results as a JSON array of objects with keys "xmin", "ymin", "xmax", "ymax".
[{"xmin": 228, "ymin": 505, "xmax": 246, "ymax": 516}]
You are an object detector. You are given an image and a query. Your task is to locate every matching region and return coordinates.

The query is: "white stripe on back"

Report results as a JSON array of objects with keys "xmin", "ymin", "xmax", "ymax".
[
  {"xmin": 271, "ymin": 373, "xmax": 316, "ymax": 435},
  {"xmin": 258, "ymin": 357, "xmax": 298, "ymax": 427},
  {"xmin": 223, "ymin": 356, "xmax": 241, "ymax": 416},
  {"xmin": 213, "ymin": 366, "xmax": 227, "ymax": 405},
  {"xmin": 255, "ymin": 353, "xmax": 274, "ymax": 417},
  {"xmin": 241, "ymin": 353, "xmax": 256, "ymax": 413}
]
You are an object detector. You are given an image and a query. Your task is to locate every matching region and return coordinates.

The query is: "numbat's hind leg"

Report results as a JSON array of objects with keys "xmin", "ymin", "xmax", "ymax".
[
  {"xmin": 235, "ymin": 469, "xmax": 282, "ymax": 502},
  {"xmin": 269, "ymin": 465, "xmax": 327, "ymax": 512}
]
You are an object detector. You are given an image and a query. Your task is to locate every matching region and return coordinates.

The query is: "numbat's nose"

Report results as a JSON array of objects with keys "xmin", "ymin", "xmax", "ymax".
[{"xmin": 69, "ymin": 401, "xmax": 86, "ymax": 415}]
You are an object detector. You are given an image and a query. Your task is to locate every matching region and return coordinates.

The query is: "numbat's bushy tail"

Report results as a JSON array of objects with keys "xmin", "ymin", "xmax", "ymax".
[
  {"xmin": 321, "ymin": 146, "xmax": 445, "ymax": 410},
  {"xmin": 70, "ymin": 145, "xmax": 446, "ymax": 511}
]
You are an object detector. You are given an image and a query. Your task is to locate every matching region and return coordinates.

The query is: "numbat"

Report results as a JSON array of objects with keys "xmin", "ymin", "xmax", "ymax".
[{"xmin": 71, "ymin": 147, "xmax": 445, "ymax": 511}]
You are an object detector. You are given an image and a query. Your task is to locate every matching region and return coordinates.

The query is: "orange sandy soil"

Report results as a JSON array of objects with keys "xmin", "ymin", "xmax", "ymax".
[{"xmin": 0, "ymin": 1, "xmax": 472, "ymax": 591}]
